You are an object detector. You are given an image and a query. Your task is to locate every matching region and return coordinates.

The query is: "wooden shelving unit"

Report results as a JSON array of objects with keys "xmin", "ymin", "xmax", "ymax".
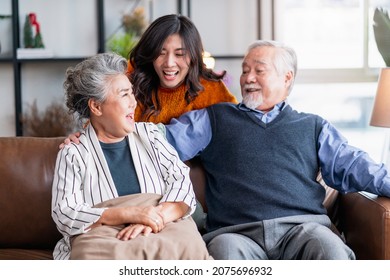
[{"xmin": 0, "ymin": 0, "xmax": 105, "ymax": 136}]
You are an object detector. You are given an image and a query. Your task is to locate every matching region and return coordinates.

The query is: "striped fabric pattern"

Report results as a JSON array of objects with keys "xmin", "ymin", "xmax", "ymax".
[{"xmin": 51, "ymin": 123, "xmax": 196, "ymax": 260}]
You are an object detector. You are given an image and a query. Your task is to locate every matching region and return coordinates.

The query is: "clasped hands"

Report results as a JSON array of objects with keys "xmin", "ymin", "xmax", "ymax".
[{"xmin": 117, "ymin": 204, "xmax": 165, "ymax": 241}]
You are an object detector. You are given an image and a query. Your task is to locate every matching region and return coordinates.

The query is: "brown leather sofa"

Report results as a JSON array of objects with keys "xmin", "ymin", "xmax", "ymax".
[{"xmin": 1, "ymin": 136, "xmax": 390, "ymax": 260}]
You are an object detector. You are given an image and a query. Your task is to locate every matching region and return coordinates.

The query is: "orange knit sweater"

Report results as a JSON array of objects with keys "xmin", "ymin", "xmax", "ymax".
[
  {"xmin": 135, "ymin": 79, "xmax": 238, "ymax": 124},
  {"xmin": 127, "ymin": 62, "xmax": 238, "ymax": 124}
]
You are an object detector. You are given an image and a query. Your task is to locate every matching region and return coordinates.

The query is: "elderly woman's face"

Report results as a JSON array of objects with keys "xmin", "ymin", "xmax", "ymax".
[{"xmin": 93, "ymin": 74, "xmax": 137, "ymax": 143}]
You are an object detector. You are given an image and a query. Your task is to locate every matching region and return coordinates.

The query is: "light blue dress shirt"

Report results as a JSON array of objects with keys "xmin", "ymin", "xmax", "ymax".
[{"xmin": 165, "ymin": 100, "xmax": 390, "ymax": 197}]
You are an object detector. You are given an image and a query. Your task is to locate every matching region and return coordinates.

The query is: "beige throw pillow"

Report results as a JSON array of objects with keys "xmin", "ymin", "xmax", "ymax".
[{"xmin": 70, "ymin": 193, "xmax": 212, "ymax": 260}]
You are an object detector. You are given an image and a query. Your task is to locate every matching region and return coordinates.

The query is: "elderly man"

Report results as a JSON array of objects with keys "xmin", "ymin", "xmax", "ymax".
[{"xmin": 164, "ymin": 40, "xmax": 390, "ymax": 260}]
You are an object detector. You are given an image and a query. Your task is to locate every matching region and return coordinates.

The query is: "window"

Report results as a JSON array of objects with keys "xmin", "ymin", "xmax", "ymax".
[
  {"xmin": 288, "ymin": 82, "xmax": 386, "ymax": 163},
  {"xmin": 272, "ymin": 0, "xmax": 390, "ymax": 162},
  {"xmin": 274, "ymin": 0, "xmax": 390, "ymax": 82},
  {"xmin": 277, "ymin": 0, "xmax": 364, "ymax": 69}
]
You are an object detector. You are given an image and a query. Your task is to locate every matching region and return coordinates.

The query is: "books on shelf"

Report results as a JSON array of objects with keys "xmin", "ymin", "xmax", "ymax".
[{"xmin": 17, "ymin": 48, "xmax": 53, "ymax": 59}]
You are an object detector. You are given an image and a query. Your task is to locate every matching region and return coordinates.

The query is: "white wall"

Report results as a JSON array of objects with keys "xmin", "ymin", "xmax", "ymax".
[
  {"xmin": 192, "ymin": 0, "xmax": 257, "ymax": 56},
  {"xmin": 190, "ymin": 0, "xmax": 258, "ymax": 100},
  {"xmin": 0, "ymin": 0, "xmax": 14, "ymax": 135},
  {"xmin": 18, "ymin": 0, "xmax": 97, "ymax": 57},
  {"xmin": 0, "ymin": 65, "xmax": 15, "ymax": 135}
]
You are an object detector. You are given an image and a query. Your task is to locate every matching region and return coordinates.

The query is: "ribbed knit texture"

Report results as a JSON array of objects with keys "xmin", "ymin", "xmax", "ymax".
[
  {"xmin": 135, "ymin": 79, "xmax": 237, "ymax": 124},
  {"xmin": 128, "ymin": 63, "xmax": 238, "ymax": 124},
  {"xmin": 201, "ymin": 103, "xmax": 327, "ymax": 232}
]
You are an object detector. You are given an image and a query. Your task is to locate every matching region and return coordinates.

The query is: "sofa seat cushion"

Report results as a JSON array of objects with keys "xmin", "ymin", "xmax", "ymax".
[{"xmin": 0, "ymin": 249, "xmax": 53, "ymax": 260}]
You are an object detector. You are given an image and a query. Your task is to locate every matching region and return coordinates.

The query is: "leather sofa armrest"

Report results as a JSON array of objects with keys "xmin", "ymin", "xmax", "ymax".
[{"xmin": 339, "ymin": 191, "xmax": 390, "ymax": 259}]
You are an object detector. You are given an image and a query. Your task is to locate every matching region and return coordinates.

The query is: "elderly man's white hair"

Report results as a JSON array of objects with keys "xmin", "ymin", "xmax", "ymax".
[{"xmin": 246, "ymin": 40, "xmax": 297, "ymax": 94}]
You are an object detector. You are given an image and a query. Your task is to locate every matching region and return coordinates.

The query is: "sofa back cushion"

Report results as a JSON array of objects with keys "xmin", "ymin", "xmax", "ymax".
[{"xmin": 0, "ymin": 137, "xmax": 64, "ymax": 249}]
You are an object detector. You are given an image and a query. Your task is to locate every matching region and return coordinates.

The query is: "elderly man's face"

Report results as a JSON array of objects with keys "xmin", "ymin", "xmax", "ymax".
[{"xmin": 240, "ymin": 46, "xmax": 292, "ymax": 112}]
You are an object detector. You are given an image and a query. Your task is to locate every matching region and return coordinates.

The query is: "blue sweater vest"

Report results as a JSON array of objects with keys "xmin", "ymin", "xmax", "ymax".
[{"xmin": 201, "ymin": 103, "xmax": 327, "ymax": 232}]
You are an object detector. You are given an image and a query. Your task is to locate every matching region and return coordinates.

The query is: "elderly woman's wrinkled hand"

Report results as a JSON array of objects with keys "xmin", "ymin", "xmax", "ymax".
[
  {"xmin": 124, "ymin": 205, "xmax": 165, "ymax": 233},
  {"xmin": 117, "ymin": 224, "xmax": 153, "ymax": 240}
]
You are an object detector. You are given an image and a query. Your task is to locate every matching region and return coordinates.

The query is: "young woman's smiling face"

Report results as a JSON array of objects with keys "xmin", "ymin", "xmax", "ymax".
[{"xmin": 153, "ymin": 33, "xmax": 191, "ymax": 89}]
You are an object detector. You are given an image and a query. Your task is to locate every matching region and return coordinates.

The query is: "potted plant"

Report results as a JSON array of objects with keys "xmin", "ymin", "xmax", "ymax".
[
  {"xmin": 106, "ymin": 32, "xmax": 139, "ymax": 59},
  {"xmin": 22, "ymin": 100, "xmax": 81, "ymax": 137},
  {"xmin": 106, "ymin": 7, "xmax": 147, "ymax": 58},
  {"xmin": 373, "ymin": 7, "xmax": 390, "ymax": 67}
]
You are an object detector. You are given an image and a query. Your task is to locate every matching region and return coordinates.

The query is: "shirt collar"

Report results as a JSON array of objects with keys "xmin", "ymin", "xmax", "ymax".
[
  {"xmin": 237, "ymin": 100, "xmax": 288, "ymax": 124},
  {"xmin": 237, "ymin": 100, "xmax": 288, "ymax": 114}
]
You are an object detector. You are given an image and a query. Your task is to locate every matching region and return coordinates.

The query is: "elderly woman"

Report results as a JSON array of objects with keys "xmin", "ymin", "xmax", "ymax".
[{"xmin": 51, "ymin": 53, "xmax": 207, "ymax": 260}]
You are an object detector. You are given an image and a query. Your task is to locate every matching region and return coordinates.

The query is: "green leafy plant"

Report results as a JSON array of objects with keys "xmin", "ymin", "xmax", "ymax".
[
  {"xmin": 23, "ymin": 13, "xmax": 45, "ymax": 48},
  {"xmin": 373, "ymin": 7, "xmax": 390, "ymax": 67},
  {"xmin": 107, "ymin": 32, "xmax": 138, "ymax": 59},
  {"xmin": 106, "ymin": 7, "xmax": 147, "ymax": 59},
  {"xmin": 23, "ymin": 14, "xmax": 34, "ymax": 48}
]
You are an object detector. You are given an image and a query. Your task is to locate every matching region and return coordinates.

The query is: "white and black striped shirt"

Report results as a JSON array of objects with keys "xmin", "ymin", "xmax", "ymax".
[{"xmin": 51, "ymin": 123, "xmax": 196, "ymax": 260}]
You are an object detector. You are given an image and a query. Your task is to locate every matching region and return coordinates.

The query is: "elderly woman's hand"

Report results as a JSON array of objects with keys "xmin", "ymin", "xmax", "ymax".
[
  {"xmin": 124, "ymin": 205, "xmax": 165, "ymax": 233},
  {"xmin": 117, "ymin": 224, "xmax": 153, "ymax": 240}
]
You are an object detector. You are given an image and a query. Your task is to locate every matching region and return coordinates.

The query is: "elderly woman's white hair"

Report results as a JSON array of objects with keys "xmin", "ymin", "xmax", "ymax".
[{"xmin": 63, "ymin": 53, "xmax": 128, "ymax": 120}]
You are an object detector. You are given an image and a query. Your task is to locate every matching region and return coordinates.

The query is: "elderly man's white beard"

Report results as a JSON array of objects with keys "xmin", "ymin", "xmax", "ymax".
[{"xmin": 242, "ymin": 93, "xmax": 263, "ymax": 110}]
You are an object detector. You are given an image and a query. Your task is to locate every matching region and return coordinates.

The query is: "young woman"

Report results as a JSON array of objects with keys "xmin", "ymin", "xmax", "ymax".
[{"xmin": 128, "ymin": 14, "xmax": 237, "ymax": 124}]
